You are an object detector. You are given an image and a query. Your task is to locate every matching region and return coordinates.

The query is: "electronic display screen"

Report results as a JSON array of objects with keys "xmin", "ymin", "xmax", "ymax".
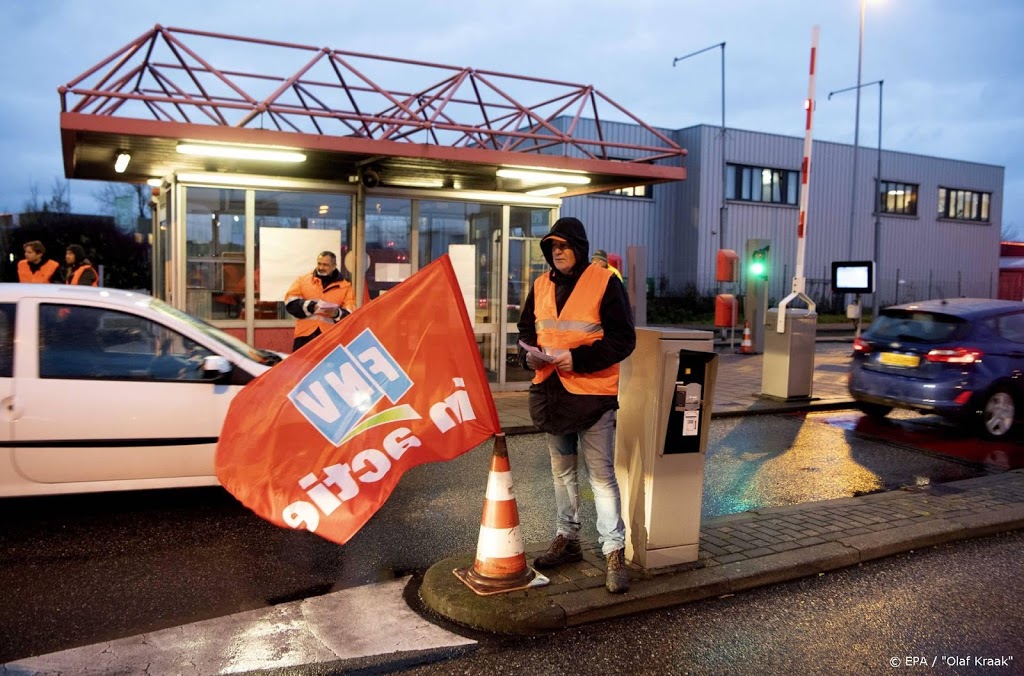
[{"xmin": 831, "ymin": 261, "xmax": 874, "ymax": 293}]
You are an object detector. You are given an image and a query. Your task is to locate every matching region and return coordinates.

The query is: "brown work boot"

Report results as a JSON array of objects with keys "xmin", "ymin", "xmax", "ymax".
[
  {"xmin": 605, "ymin": 548, "xmax": 629, "ymax": 593},
  {"xmin": 534, "ymin": 534, "xmax": 583, "ymax": 570}
]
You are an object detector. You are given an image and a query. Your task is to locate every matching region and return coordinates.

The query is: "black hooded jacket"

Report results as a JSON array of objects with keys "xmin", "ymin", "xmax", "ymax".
[{"xmin": 517, "ymin": 217, "xmax": 636, "ymax": 435}]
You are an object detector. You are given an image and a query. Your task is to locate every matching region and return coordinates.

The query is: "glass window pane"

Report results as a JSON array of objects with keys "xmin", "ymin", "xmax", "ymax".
[
  {"xmin": 741, "ymin": 167, "xmax": 751, "ymax": 200},
  {"xmin": 982, "ymin": 193, "xmax": 990, "ymax": 221},
  {"xmin": 365, "ymin": 198, "xmax": 412, "ymax": 300},
  {"xmin": 254, "ymin": 191, "xmax": 353, "ymax": 320},
  {"xmin": 419, "ymin": 200, "xmax": 469, "ymax": 266},
  {"xmin": 771, "ymin": 170, "xmax": 782, "ymax": 203},
  {"xmin": 787, "ymin": 171, "xmax": 798, "ymax": 204},
  {"xmin": 184, "ymin": 186, "xmax": 246, "ymax": 321},
  {"xmin": 938, "ymin": 188, "xmax": 946, "ymax": 215},
  {"xmin": 725, "ymin": 165, "xmax": 736, "ymax": 200}
]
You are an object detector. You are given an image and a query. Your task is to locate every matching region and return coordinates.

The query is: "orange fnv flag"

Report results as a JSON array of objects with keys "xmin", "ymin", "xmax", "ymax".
[{"xmin": 216, "ymin": 255, "xmax": 501, "ymax": 544}]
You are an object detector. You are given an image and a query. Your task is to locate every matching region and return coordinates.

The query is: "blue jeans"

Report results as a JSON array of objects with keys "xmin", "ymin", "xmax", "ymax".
[{"xmin": 545, "ymin": 408, "xmax": 625, "ymax": 556}]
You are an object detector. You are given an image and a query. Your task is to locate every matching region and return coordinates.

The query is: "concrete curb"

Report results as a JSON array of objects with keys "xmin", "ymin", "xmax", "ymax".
[
  {"xmin": 419, "ymin": 554, "xmax": 566, "ymax": 635},
  {"xmin": 418, "ymin": 480, "xmax": 1024, "ymax": 636}
]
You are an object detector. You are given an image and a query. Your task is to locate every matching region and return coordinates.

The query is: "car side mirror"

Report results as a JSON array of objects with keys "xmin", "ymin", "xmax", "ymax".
[{"xmin": 201, "ymin": 355, "xmax": 232, "ymax": 381}]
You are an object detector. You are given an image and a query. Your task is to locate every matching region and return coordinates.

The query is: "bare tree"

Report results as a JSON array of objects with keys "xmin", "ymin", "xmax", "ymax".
[
  {"xmin": 92, "ymin": 182, "xmax": 152, "ymax": 220},
  {"xmin": 22, "ymin": 182, "xmax": 42, "ymax": 213},
  {"xmin": 47, "ymin": 178, "xmax": 71, "ymax": 213}
]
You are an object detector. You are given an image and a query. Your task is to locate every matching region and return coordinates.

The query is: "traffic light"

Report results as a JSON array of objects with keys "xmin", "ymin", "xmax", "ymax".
[{"xmin": 749, "ymin": 246, "xmax": 769, "ymax": 280}]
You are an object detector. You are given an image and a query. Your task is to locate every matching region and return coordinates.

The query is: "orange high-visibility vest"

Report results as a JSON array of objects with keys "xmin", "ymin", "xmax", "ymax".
[
  {"xmin": 68, "ymin": 265, "xmax": 98, "ymax": 286},
  {"xmin": 17, "ymin": 259, "xmax": 59, "ymax": 283},
  {"xmin": 531, "ymin": 264, "xmax": 618, "ymax": 395},
  {"xmin": 285, "ymin": 273, "xmax": 356, "ymax": 340}
]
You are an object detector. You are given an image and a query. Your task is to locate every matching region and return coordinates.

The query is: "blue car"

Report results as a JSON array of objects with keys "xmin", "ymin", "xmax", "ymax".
[{"xmin": 848, "ymin": 298, "xmax": 1024, "ymax": 439}]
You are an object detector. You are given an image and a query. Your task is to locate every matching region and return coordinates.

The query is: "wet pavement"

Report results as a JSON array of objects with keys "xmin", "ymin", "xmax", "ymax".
[{"xmin": 10, "ymin": 330, "xmax": 1024, "ymax": 672}]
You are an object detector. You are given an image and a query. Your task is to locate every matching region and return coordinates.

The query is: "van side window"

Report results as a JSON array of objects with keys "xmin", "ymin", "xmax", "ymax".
[
  {"xmin": 38, "ymin": 304, "xmax": 213, "ymax": 381},
  {"xmin": 0, "ymin": 303, "xmax": 15, "ymax": 378}
]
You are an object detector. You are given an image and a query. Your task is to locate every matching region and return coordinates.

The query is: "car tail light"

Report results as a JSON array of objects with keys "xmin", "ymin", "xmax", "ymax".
[
  {"xmin": 852, "ymin": 337, "xmax": 871, "ymax": 353},
  {"xmin": 925, "ymin": 347, "xmax": 983, "ymax": 364}
]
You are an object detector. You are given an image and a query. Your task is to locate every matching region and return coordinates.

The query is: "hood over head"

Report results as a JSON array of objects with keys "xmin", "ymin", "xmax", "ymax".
[
  {"xmin": 66, "ymin": 244, "xmax": 87, "ymax": 265},
  {"xmin": 540, "ymin": 217, "xmax": 589, "ymax": 273}
]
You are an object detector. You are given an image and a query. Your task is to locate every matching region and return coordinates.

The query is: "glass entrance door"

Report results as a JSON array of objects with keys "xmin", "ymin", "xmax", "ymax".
[{"xmin": 505, "ymin": 207, "xmax": 554, "ymax": 387}]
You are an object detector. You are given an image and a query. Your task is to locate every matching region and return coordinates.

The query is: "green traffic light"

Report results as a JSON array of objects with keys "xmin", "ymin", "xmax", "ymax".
[{"xmin": 749, "ymin": 246, "xmax": 769, "ymax": 280}]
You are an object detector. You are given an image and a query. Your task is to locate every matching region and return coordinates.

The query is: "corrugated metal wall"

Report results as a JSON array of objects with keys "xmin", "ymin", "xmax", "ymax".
[{"xmin": 563, "ymin": 122, "xmax": 1004, "ymax": 306}]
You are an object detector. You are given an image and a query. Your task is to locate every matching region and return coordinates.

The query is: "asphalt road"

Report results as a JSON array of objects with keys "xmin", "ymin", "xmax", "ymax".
[
  {"xmin": 400, "ymin": 530, "xmax": 1024, "ymax": 675},
  {"xmin": 0, "ymin": 410, "xmax": 1006, "ymax": 663}
]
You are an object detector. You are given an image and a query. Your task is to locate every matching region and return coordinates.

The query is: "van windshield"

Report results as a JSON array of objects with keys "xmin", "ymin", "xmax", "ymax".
[{"xmin": 149, "ymin": 299, "xmax": 283, "ymax": 365}]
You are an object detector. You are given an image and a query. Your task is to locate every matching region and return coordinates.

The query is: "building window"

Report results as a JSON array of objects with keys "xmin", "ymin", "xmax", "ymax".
[
  {"xmin": 725, "ymin": 164, "xmax": 799, "ymax": 205},
  {"xmin": 938, "ymin": 187, "xmax": 990, "ymax": 222},
  {"xmin": 879, "ymin": 181, "xmax": 918, "ymax": 216},
  {"xmin": 599, "ymin": 158, "xmax": 654, "ymax": 198},
  {"xmin": 604, "ymin": 184, "xmax": 652, "ymax": 198}
]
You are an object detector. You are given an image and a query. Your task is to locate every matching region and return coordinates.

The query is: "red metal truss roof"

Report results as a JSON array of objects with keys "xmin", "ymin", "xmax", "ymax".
[{"xmin": 58, "ymin": 25, "xmax": 686, "ymax": 194}]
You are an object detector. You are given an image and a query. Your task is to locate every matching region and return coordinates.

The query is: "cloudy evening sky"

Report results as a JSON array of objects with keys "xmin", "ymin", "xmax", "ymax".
[{"xmin": 2, "ymin": 0, "xmax": 1022, "ymax": 235}]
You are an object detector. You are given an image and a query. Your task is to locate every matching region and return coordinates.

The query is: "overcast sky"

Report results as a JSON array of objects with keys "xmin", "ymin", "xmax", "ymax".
[{"xmin": 2, "ymin": 0, "xmax": 1022, "ymax": 234}]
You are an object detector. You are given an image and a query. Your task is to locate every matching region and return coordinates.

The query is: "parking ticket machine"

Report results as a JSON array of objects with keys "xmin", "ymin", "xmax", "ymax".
[{"xmin": 615, "ymin": 328, "xmax": 717, "ymax": 568}]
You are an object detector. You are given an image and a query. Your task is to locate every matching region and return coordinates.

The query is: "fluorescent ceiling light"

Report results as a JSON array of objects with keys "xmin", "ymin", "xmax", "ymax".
[
  {"xmin": 496, "ymin": 168, "xmax": 591, "ymax": 185},
  {"xmin": 386, "ymin": 177, "xmax": 445, "ymax": 188},
  {"xmin": 175, "ymin": 172, "xmax": 306, "ymax": 189},
  {"xmin": 114, "ymin": 152, "xmax": 131, "ymax": 173},
  {"xmin": 146, "ymin": 178, "xmax": 162, "ymax": 187},
  {"xmin": 526, "ymin": 186, "xmax": 568, "ymax": 196},
  {"xmin": 176, "ymin": 143, "xmax": 306, "ymax": 163}
]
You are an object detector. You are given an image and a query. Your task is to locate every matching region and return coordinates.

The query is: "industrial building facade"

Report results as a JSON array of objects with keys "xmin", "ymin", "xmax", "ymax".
[
  {"xmin": 57, "ymin": 26, "xmax": 1004, "ymax": 390},
  {"xmin": 567, "ymin": 121, "xmax": 1004, "ymax": 306}
]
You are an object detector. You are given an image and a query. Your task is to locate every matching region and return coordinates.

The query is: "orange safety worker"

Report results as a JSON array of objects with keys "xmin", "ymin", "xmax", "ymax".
[
  {"xmin": 517, "ymin": 216, "xmax": 636, "ymax": 594},
  {"xmin": 591, "ymin": 249, "xmax": 623, "ymax": 282},
  {"xmin": 285, "ymin": 250, "xmax": 356, "ymax": 351},
  {"xmin": 530, "ymin": 265, "xmax": 621, "ymax": 394},
  {"xmin": 17, "ymin": 240, "xmax": 63, "ymax": 284},
  {"xmin": 64, "ymin": 244, "xmax": 98, "ymax": 286}
]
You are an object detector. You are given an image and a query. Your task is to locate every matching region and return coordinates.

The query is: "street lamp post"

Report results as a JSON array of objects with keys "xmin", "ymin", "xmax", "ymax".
[
  {"xmin": 848, "ymin": 0, "xmax": 866, "ymax": 261},
  {"xmin": 828, "ymin": 79, "xmax": 883, "ymax": 320},
  {"xmin": 673, "ymin": 42, "xmax": 727, "ymax": 253}
]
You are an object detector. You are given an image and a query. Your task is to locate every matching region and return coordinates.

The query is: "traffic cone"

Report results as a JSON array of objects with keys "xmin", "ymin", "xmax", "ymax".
[
  {"xmin": 454, "ymin": 433, "xmax": 549, "ymax": 595},
  {"xmin": 739, "ymin": 321, "xmax": 754, "ymax": 354}
]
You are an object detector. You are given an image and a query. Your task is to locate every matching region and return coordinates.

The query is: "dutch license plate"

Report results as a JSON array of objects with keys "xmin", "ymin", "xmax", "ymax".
[{"xmin": 879, "ymin": 352, "xmax": 920, "ymax": 368}]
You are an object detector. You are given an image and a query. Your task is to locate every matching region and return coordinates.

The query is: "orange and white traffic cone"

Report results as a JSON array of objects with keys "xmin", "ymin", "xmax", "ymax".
[
  {"xmin": 739, "ymin": 321, "xmax": 754, "ymax": 354},
  {"xmin": 454, "ymin": 433, "xmax": 549, "ymax": 595}
]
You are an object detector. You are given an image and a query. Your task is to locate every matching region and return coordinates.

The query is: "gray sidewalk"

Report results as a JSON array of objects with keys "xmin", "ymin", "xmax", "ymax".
[{"xmin": 422, "ymin": 470, "xmax": 1024, "ymax": 634}]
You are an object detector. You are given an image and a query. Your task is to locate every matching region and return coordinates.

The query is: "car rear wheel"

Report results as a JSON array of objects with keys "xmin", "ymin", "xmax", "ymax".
[
  {"xmin": 979, "ymin": 388, "xmax": 1017, "ymax": 439},
  {"xmin": 856, "ymin": 402, "xmax": 892, "ymax": 419}
]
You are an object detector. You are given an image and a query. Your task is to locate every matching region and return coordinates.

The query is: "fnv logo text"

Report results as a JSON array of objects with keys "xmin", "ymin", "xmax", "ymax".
[{"xmin": 288, "ymin": 329, "xmax": 413, "ymax": 445}]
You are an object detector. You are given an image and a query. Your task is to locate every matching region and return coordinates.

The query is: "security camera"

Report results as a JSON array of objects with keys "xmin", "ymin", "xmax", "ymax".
[{"xmin": 361, "ymin": 168, "xmax": 381, "ymax": 188}]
